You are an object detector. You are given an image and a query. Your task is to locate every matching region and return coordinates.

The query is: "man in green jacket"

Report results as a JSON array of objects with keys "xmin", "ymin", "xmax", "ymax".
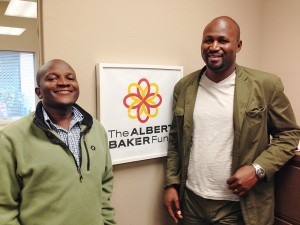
[
  {"xmin": 0, "ymin": 59, "xmax": 116, "ymax": 225},
  {"xmin": 164, "ymin": 16, "xmax": 300, "ymax": 225}
]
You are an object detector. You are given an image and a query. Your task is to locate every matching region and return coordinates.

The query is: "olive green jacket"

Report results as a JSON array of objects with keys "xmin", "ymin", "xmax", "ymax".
[{"xmin": 166, "ymin": 65, "xmax": 300, "ymax": 225}]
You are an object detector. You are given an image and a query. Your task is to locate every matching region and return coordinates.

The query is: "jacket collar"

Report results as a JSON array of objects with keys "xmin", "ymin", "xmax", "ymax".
[
  {"xmin": 33, "ymin": 101, "xmax": 94, "ymax": 147},
  {"xmin": 33, "ymin": 101, "xmax": 93, "ymax": 131}
]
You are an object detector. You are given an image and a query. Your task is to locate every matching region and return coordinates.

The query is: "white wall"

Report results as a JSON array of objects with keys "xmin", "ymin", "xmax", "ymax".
[{"xmin": 261, "ymin": 0, "xmax": 300, "ymax": 122}]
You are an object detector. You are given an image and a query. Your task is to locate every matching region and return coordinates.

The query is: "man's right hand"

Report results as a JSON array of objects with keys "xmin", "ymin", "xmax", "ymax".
[{"xmin": 163, "ymin": 186, "xmax": 183, "ymax": 223}]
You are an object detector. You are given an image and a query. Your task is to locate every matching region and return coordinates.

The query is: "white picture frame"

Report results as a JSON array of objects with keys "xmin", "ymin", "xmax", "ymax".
[{"xmin": 96, "ymin": 63, "xmax": 183, "ymax": 164}]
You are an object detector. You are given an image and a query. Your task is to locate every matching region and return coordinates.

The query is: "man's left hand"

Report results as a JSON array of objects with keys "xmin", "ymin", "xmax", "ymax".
[{"xmin": 227, "ymin": 165, "xmax": 259, "ymax": 196}]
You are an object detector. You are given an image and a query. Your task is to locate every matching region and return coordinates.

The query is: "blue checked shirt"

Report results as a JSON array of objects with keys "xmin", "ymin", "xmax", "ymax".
[{"xmin": 42, "ymin": 106, "xmax": 84, "ymax": 166}]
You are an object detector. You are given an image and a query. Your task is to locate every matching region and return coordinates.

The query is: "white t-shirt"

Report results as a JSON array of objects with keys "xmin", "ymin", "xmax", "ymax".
[{"xmin": 186, "ymin": 72, "xmax": 239, "ymax": 201}]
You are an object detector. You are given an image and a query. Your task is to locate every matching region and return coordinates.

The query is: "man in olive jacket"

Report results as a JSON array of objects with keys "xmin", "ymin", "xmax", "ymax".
[{"xmin": 164, "ymin": 16, "xmax": 300, "ymax": 225}]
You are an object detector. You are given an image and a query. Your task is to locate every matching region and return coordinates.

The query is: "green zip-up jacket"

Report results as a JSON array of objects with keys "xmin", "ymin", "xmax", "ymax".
[
  {"xmin": 166, "ymin": 65, "xmax": 300, "ymax": 225},
  {"xmin": 0, "ymin": 102, "xmax": 116, "ymax": 225}
]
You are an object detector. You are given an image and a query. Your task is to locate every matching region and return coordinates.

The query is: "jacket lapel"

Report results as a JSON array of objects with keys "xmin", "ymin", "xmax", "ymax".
[
  {"xmin": 233, "ymin": 65, "xmax": 251, "ymax": 133},
  {"xmin": 184, "ymin": 70, "xmax": 204, "ymax": 131}
]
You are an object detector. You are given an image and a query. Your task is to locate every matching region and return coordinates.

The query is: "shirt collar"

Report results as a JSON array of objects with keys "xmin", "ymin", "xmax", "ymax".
[{"xmin": 42, "ymin": 106, "xmax": 84, "ymax": 130}]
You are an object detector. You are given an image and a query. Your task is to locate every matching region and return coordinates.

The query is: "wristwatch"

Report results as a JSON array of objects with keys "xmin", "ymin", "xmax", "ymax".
[{"xmin": 252, "ymin": 163, "xmax": 265, "ymax": 179}]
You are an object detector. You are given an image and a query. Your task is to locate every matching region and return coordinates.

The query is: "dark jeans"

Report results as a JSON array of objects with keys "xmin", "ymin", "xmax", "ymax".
[{"xmin": 182, "ymin": 188, "xmax": 245, "ymax": 225}]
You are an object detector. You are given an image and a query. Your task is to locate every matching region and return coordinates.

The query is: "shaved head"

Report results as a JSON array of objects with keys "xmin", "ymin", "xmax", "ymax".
[
  {"xmin": 205, "ymin": 16, "xmax": 241, "ymax": 40},
  {"xmin": 36, "ymin": 59, "xmax": 74, "ymax": 87}
]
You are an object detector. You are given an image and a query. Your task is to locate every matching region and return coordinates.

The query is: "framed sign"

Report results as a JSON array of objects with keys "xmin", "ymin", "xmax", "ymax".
[{"xmin": 96, "ymin": 63, "xmax": 183, "ymax": 164}]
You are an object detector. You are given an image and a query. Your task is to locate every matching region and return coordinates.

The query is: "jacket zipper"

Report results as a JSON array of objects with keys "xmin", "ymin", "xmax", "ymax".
[
  {"xmin": 77, "ymin": 167, "xmax": 83, "ymax": 182},
  {"xmin": 75, "ymin": 131, "xmax": 90, "ymax": 182},
  {"xmin": 63, "ymin": 144, "xmax": 83, "ymax": 182},
  {"xmin": 67, "ymin": 131, "xmax": 90, "ymax": 182},
  {"xmin": 82, "ymin": 135, "xmax": 90, "ymax": 171},
  {"xmin": 68, "ymin": 148, "xmax": 83, "ymax": 182}
]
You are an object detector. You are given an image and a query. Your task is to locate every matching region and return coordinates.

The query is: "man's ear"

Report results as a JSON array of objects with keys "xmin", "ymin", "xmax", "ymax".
[
  {"xmin": 35, "ymin": 87, "xmax": 42, "ymax": 99},
  {"xmin": 236, "ymin": 40, "xmax": 242, "ymax": 53}
]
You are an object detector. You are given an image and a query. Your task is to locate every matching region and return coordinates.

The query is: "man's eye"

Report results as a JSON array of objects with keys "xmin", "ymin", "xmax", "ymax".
[
  {"xmin": 220, "ymin": 40, "xmax": 229, "ymax": 44},
  {"xmin": 47, "ymin": 77, "xmax": 57, "ymax": 81},
  {"xmin": 204, "ymin": 40, "xmax": 213, "ymax": 44}
]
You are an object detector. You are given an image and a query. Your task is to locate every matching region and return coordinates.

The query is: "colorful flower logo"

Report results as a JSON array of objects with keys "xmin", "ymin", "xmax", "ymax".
[{"xmin": 123, "ymin": 78, "xmax": 162, "ymax": 123}]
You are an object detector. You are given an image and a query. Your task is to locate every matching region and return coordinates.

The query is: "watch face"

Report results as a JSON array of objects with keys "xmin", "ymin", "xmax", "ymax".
[
  {"xmin": 252, "ymin": 163, "xmax": 265, "ymax": 179},
  {"xmin": 257, "ymin": 168, "xmax": 265, "ymax": 178}
]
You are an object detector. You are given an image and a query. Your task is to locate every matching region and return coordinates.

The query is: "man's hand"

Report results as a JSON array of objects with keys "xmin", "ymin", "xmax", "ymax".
[
  {"xmin": 227, "ymin": 165, "xmax": 259, "ymax": 196},
  {"xmin": 164, "ymin": 186, "xmax": 183, "ymax": 223}
]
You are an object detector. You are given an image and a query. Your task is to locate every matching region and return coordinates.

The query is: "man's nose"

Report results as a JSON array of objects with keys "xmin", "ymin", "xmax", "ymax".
[
  {"xmin": 57, "ymin": 77, "xmax": 70, "ymax": 85},
  {"xmin": 210, "ymin": 41, "xmax": 220, "ymax": 51}
]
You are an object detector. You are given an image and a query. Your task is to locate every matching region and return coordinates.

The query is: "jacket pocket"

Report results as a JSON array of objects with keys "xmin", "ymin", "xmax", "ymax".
[
  {"xmin": 246, "ymin": 106, "xmax": 266, "ymax": 122},
  {"xmin": 244, "ymin": 106, "xmax": 267, "ymax": 145}
]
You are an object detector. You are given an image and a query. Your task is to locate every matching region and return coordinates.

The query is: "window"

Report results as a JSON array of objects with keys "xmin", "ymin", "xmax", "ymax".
[{"xmin": 0, "ymin": 51, "xmax": 36, "ymax": 121}]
